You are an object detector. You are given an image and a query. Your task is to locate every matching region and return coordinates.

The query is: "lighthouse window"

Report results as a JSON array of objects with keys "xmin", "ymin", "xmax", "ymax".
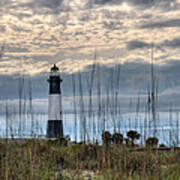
[{"xmin": 50, "ymin": 78, "xmax": 60, "ymax": 94}]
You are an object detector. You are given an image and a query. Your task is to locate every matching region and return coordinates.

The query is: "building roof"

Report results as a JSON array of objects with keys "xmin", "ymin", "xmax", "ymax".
[{"xmin": 51, "ymin": 64, "xmax": 59, "ymax": 71}]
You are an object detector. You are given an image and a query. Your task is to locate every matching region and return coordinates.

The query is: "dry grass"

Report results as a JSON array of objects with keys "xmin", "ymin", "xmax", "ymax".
[{"xmin": 0, "ymin": 139, "xmax": 180, "ymax": 179}]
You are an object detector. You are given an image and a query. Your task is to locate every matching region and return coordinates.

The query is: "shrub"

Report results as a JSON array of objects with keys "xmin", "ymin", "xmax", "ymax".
[
  {"xmin": 127, "ymin": 130, "xmax": 141, "ymax": 146},
  {"xmin": 111, "ymin": 133, "xmax": 123, "ymax": 145},
  {"xmin": 146, "ymin": 137, "xmax": 159, "ymax": 148}
]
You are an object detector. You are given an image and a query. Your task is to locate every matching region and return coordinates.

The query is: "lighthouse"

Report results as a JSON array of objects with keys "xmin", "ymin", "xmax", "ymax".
[{"xmin": 47, "ymin": 64, "xmax": 63, "ymax": 138}]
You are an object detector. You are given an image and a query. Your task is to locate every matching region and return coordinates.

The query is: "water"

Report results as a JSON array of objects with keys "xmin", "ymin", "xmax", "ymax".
[{"xmin": 0, "ymin": 111, "xmax": 179, "ymax": 147}]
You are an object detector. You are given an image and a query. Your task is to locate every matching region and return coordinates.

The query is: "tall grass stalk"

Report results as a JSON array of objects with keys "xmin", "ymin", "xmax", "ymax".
[{"xmin": 72, "ymin": 73, "xmax": 77, "ymax": 142}]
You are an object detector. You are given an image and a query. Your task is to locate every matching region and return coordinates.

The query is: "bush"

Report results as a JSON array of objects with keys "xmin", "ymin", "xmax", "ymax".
[
  {"xmin": 127, "ymin": 130, "xmax": 141, "ymax": 146},
  {"xmin": 111, "ymin": 133, "xmax": 123, "ymax": 145},
  {"xmin": 146, "ymin": 137, "xmax": 159, "ymax": 148}
]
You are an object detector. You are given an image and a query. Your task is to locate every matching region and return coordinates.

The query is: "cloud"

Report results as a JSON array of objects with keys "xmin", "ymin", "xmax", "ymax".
[
  {"xmin": 0, "ymin": 0, "xmax": 180, "ymax": 103},
  {"xmin": 141, "ymin": 19, "xmax": 180, "ymax": 29},
  {"xmin": 128, "ymin": 0, "xmax": 156, "ymax": 7},
  {"xmin": 127, "ymin": 40, "xmax": 150, "ymax": 50},
  {"xmin": 163, "ymin": 38, "xmax": 180, "ymax": 49},
  {"xmin": 102, "ymin": 21, "xmax": 123, "ymax": 30},
  {"xmin": 94, "ymin": 0, "xmax": 121, "ymax": 5},
  {"xmin": 12, "ymin": 0, "xmax": 64, "ymax": 14},
  {"xmin": 2, "ymin": 60, "xmax": 180, "ymax": 113},
  {"xmin": 23, "ymin": 0, "xmax": 63, "ymax": 9},
  {"xmin": 6, "ymin": 47, "xmax": 29, "ymax": 53},
  {"xmin": 0, "ymin": 25, "xmax": 6, "ymax": 33},
  {"xmin": 128, "ymin": 0, "xmax": 178, "ymax": 10}
]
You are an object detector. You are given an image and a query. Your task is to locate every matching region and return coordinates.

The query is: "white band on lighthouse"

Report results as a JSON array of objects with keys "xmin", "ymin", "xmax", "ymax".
[{"xmin": 48, "ymin": 94, "xmax": 61, "ymax": 120}]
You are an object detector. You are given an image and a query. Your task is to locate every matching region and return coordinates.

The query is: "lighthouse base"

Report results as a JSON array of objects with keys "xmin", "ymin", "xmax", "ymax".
[{"xmin": 47, "ymin": 120, "xmax": 63, "ymax": 138}]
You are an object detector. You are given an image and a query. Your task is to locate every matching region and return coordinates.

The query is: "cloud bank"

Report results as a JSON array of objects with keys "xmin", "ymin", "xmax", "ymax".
[{"xmin": 0, "ymin": 0, "xmax": 180, "ymax": 104}]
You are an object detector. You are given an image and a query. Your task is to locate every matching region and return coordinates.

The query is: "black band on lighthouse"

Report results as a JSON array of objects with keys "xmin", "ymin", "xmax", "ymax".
[
  {"xmin": 47, "ymin": 120, "xmax": 63, "ymax": 138},
  {"xmin": 48, "ymin": 76, "xmax": 62, "ymax": 94}
]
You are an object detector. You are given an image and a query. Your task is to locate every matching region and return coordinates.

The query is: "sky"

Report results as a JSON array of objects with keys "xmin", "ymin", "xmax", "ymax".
[{"xmin": 0, "ymin": 0, "xmax": 180, "ymax": 110}]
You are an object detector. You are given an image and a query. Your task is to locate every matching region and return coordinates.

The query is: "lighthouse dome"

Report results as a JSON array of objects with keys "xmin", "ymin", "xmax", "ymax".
[{"xmin": 50, "ymin": 64, "xmax": 60, "ymax": 76}]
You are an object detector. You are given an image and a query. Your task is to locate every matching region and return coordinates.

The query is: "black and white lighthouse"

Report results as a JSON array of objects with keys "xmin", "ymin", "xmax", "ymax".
[{"xmin": 47, "ymin": 64, "xmax": 63, "ymax": 138}]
